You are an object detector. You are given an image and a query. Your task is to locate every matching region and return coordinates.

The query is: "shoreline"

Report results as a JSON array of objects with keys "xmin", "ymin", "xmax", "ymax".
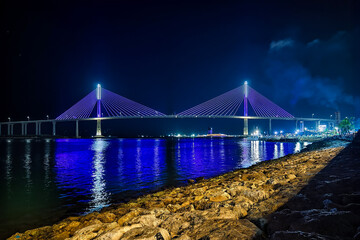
[{"xmin": 8, "ymin": 139, "xmax": 353, "ymax": 239}]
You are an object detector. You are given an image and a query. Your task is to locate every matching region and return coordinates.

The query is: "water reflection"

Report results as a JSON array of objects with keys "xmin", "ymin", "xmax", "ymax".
[
  {"xmin": 5, "ymin": 140, "xmax": 12, "ymax": 196},
  {"xmin": 44, "ymin": 139, "xmax": 51, "ymax": 189},
  {"xmin": 239, "ymin": 140, "xmax": 251, "ymax": 168},
  {"xmin": 117, "ymin": 140, "xmax": 124, "ymax": 182},
  {"xmin": 251, "ymin": 141, "xmax": 260, "ymax": 163},
  {"xmin": 280, "ymin": 143, "xmax": 285, "ymax": 157},
  {"xmin": 0, "ymin": 138, "xmax": 310, "ymax": 240},
  {"xmin": 135, "ymin": 139, "xmax": 142, "ymax": 184},
  {"xmin": 153, "ymin": 139, "xmax": 160, "ymax": 183},
  {"xmin": 24, "ymin": 139, "xmax": 32, "ymax": 194},
  {"xmin": 88, "ymin": 139, "xmax": 110, "ymax": 212},
  {"xmin": 274, "ymin": 143, "xmax": 279, "ymax": 159}
]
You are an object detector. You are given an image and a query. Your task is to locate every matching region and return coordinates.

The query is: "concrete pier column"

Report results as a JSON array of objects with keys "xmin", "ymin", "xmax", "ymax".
[
  {"xmin": 35, "ymin": 122, "xmax": 39, "ymax": 135},
  {"xmin": 8, "ymin": 124, "xmax": 10, "ymax": 136},
  {"xmin": 21, "ymin": 123, "xmax": 25, "ymax": 136},
  {"xmin": 243, "ymin": 118, "xmax": 248, "ymax": 136},
  {"xmin": 269, "ymin": 119, "xmax": 272, "ymax": 135},
  {"xmin": 10, "ymin": 124, "xmax": 14, "ymax": 136},
  {"xmin": 96, "ymin": 119, "xmax": 102, "ymax": 136},
  {"xmin": 38, "ymin": 122, "xmax": 41, "ymax": 136},
  {"xmin": 25, "ymin": 123, "xmax": 27, "ymax": 136},
  {"xmin": 315, "ymin": 120, "xmax": 320, "ymax": 132},
  {"xmin": 76, "ymin": 120, "xmax": 79, "ymax": 138},
  {"xmin": 52, "ymin": 121, "xmax": 56, "ymax": 136}
]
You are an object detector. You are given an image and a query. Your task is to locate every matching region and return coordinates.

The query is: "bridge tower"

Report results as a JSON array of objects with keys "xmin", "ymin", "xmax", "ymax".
[
  {"xmin": 96, "ymin": 84, "xmax": 103, "ymax": 137},
  {"xmin": 243, "ymin": 81, "xmax": 249, "ymax": 136}
]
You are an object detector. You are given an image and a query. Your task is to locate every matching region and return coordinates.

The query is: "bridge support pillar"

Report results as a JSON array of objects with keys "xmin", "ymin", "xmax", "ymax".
[
  {"xmin": 8, "ymin": 124, "xmax": 10, "ymax": 136},
  {"xmin": 52, "ymin": 121, "xmax": 56, "ymax": 136},
  {"xmin": 25, "ymin": 123, "xmax": 27, "ymax": 136},
  {"xmin": 38, "ymin": 122, "xmax": 41, "ymax": 136},
  {"xmin": 21, "ymin": 123, "xmax": 25, "ymax": 136},
  {"xmin": 96, "ymin": 120, "xmax": 102, "ymax": 137},
  {"xmin": 243, "ymin": 118, "xmax": 248, "ymax": 136},
  {"xmin": 315, "ymin": 120, "xmax": 320, "ymax": 132},
  {"xmin": 76, "ymin": 120, "xmax": 79, "ymax": 138},
  {"xmin": 269, "ymin": 119, "xmax": 272, "ymax": 135},
  {"xmin": 10, "ymin": 124, "xmax": 14, "ymax": 136}
]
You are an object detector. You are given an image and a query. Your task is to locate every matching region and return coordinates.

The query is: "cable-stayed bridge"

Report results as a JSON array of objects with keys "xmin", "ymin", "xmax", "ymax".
[{"xmin": 1, "ymin": 82, "xmax": 334, "ymax": 137}]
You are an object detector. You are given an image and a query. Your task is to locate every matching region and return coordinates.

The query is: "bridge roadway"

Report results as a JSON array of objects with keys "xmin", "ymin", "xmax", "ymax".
[{"xmin": 0, "ymin": 115, "xmax": 335, "ymax": 138}]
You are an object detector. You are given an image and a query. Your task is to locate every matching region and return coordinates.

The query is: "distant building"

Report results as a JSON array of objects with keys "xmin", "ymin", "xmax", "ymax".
[
  {"xmin": 208, "ymin": 127, "xmax": 213, "ymax": 135},
  {"xmin": 335, "ymin": 111, "xmax": 341, "ymax": 124},
  {"xmin": 299, "ymin": 121, "xmax": 305, "ymax": 132}
]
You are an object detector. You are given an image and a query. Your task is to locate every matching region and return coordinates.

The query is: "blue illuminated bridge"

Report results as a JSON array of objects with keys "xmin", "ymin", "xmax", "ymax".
[{"xmin": 0, "ymin": 82, "xmax": 335, "ymax": 137}]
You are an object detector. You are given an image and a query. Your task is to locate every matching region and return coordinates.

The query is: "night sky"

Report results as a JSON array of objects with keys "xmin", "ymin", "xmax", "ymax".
[{"xmin": 1, "ymin": 1, "xmax": 359, "ymax": 135}]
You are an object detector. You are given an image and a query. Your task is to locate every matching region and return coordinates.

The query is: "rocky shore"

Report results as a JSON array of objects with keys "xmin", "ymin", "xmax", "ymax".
[{"xmin": 9, "ymin": 136, "xmax": 358, "ymax": 240}]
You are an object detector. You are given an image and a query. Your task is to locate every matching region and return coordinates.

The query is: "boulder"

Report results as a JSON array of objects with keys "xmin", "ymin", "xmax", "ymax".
[
  {"xmin": 93, "ymin": 224, "xmax": 141, "ymax": 240},
  {"xmin": 121, "ymin": 226, "xmax": 171, "ymax": 240},
  {"xmin": 117, "ymin": 209, "xmax": 143, "ymax": 226},
  {"xmin": 184, "ymin": 219, "xmax": 262, "ymax": 240},
  {"xmin": 70, "ymin": 223, "xmax": 103, "ymax": 240}
]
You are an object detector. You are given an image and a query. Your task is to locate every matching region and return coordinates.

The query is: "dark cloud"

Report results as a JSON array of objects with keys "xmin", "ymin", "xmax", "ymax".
[
  {"xmin": 266, "ymin": 30, "xmax": 360, "ymax": 116},
  {"xmin": 269, "ymin": 39, "xmax": 295, "ymax": 51}
]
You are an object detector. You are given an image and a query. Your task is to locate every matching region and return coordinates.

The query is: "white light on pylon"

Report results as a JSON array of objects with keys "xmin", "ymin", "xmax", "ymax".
[
  {"xmin": 244, "ymin": 81, "xmax": 248, "ymax": 97},
  {"xmin": 97, "ymin": 84, "xmax": 101, "ymax": 100}
]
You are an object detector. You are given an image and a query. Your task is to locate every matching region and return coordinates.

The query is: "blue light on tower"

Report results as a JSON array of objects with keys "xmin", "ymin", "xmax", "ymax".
[
  {"xmin": 96, "ymin": 84, "xmax": 102, "ymax": 136},
  {"xmin": 244, "ymin": 81, "xmax": 248, "ymax": 117},
  {"xmin": 97, "ymin": 84, "xmax": 102, "ymax": 118}
]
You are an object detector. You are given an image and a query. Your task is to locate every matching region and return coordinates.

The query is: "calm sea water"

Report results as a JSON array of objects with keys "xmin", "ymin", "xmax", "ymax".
[{"xmin": 0, "ymin": 138, "xmax": 309, "ymax": 238}]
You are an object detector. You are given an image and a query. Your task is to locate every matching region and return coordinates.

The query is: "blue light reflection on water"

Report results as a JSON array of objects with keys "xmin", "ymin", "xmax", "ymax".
[
  {"xmin": 0, "ymin": 138, "xmax": 309, "ymax": 239},
  {"xmin": 53, "ymin": 138, "xmax": 307, "ymax": 213}
]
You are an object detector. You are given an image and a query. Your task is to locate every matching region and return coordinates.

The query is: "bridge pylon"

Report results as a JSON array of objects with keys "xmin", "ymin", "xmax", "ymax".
[
  {"xmin": 243, "ymin": 81, "xmax": 249, "ymax": 136},
  {"xmin": 95, "ymin": 84, "xmax": 103, "ymax": 137}
]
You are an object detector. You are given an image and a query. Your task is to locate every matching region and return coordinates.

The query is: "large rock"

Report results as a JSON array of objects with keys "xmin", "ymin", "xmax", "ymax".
[
  {"xmin": 93, "ymin": 224, "xmax": 141, "ymax": 240},
  {"xmin": 270, "ymin": 230, "xmax": 338, "ymax": 240},
  {"xmin": 117, "ymin": 209, "xmax": 143, "ymax": 226},
  {"xmin": 209, "ymin": 192, "xmax": 231, "ymax": 202},
  {"xmin": 128, "ymin": 214, "xmax": 163, "ymax": 227},
  {"xmin": 183, "ymin": 219, "xmax": 262, "ymax": 240},
  {"xmin": 121, "ymin": 226, "xmax": 171, "ymax": 240},
  {"xmin": 70, "ymin": 223, "xmax": 103, "ymax": 240},
  {"xmin": 98, "ymin": 212, "xmax": 116, "ymax": 223},
  {"xmin": 159, "ymin": 213, "xmax": 189, "ymax": 237},
  {"xmin": 268, "ymin": 209, "xmax": 360, "ymax": 238}
]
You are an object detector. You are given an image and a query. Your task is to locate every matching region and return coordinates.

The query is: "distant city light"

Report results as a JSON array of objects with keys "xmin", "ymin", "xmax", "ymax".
[
  {"xmin": 274, "ymin": 131, "xmax": 278, "ymax": 135},
  {"xmin": 251, "ymin": 129, "xmax": 261, "ymax": 136},
  {"xmin": 318, "ymin": 125, "xmax": 327, "ymax": 132}
]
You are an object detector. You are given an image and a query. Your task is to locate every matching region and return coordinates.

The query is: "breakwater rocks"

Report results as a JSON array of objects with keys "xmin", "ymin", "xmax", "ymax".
[
  {"xmin": 267, "ymin": 134, "xmax": 360, "ymax": 239},
  {"xmin": 9, "ymin": 144, "xmax": 349, "ymax": 240}
]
